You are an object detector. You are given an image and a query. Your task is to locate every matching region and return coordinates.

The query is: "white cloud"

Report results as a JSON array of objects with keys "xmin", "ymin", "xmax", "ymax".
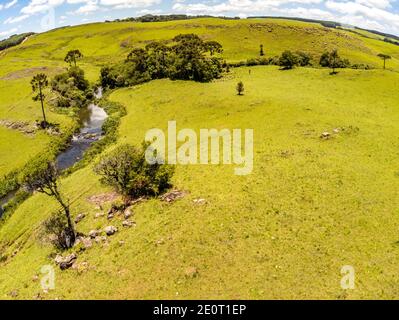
[
  {"xmin": 5, "ymin": 0, "xmax": 18, "ymax": 9},
  {"xmin": 4, "ymin": 14, "xmax": 30, "ymax": 24},
  {"xmin": 100, "ymin": 0, "xmax": 162, "ymax": 9},
  {"xmin": 0, "ymin": 27, "xmax": 18, "ymax": 37}
]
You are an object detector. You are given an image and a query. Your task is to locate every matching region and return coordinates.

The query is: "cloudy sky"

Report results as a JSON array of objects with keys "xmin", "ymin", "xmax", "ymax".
[{"xmin": 0, "ymin": 0, "xmax": 399, "ymax": 40}]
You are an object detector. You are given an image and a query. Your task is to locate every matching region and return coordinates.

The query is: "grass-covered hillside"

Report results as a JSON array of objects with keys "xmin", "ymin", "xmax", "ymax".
[{"xmin": 1, "ymin": 17, "xmax": 399, "ymax": 299}]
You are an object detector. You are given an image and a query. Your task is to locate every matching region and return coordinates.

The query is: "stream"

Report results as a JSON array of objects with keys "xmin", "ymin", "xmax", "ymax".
[{"xmin": 0, "ymin": 88, "xmax": 107, "ymax": 215}]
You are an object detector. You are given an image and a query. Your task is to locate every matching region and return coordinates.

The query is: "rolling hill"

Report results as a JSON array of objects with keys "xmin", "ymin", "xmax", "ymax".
[{"xmin": 1, "ymin": 17, "xmax": 399, "ymax": 299}]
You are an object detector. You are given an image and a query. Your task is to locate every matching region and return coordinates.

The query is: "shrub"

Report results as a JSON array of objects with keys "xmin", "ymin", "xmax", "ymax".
[
  {"xmin": 236, "ymin": 81, "xmax": 244, "ymax": 95},
  {"xmin": 296, "ymin": 51, "xmax": 313, "ymax": 66},
  {"xmin": 94, "ymin": 143, "xmax": 174, "ymax": 203},
  {"xmin": 279, "ymin": 51, "xmax": 299, "ymax": 69}
]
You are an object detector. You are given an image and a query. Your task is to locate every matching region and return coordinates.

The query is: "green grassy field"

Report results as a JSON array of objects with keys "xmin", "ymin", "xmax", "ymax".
[
  {"xmin": 1, "ymin": 17, "xmax": 399, "ymax": 300},
  {"xmin": 1, "ymin": 18, "xmax": 398, "ymax": 180},
  {"xmin": 1, "ymin": 65, "xmax": 399, "ymax": 299}
]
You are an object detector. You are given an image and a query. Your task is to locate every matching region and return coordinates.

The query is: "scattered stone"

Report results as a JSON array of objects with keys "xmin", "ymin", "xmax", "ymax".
[
  {"xmin": 89, "ymin": 230, "xmax": 100, "ymax": 239},
  {"xmin": 71, "ymin": 261, "xmax": 89, "ymax": 273},
  {"xmin": 160, "ymin": 190, "xmax": 188, "ymax": 203},
  {"xmin": 0, "ymin": 119, "xmax": 37, "ymax": 136},
  {"xmin": 122, "ymin": 220, "xmax": 136, "ymax": 228},
  {"xmin": 193, "ymin": 198, "xmax": 206, "ymax": 205},
  {"xmin": 78, "ymin": 237, "xmax": 92, "ymax": 249},
  {"xmin": 320, "ymin": 132, "xmax": 331, "ymax": 140},
  {"xmin": 129, "ymin": 196, "xmax": 146, "ymax": 206},
  {"xmin": 155, "ymin": 238, "xmax": 165, "ymax": 246},
  {"xmin": 118, "ymin": 240, "xmax": 125, "ymax": 246},
  {"xmin": 95, "ymin": 236, "xmax": 107, "ymax": 244},
  {"xmin": 124, "ymin": 207, "xmax": 133, "ymax": 219},
  {"xmin": 104, "ymin": 226, "xmax": 118, "ymax": 236},
  {"xmin": 32, "ymin": 274, "xmax": 39, "ymax": 282},
  {"xmin": 54, "ymin": 253, "xmax": 77, "ymax": 270},
  {"xmin": 107, "ymin": 213, "xmax": 115, "ymax": 220},
  {"xmin": 94, "ymin": 212, "xmax": 105, "ymax": 219},
  {"xmin": 54, "ymin": 255, "xmax": 64, "ymax": 265},
  {"xmin": 33, "ymin": 292, "xmax": 43, "ymax": 300},
  {"xmin": 9, "ymin": 289, "xmax": 19, "ymax": 298},
  {"xmin": 185, "ymin": 267, "xmax": 199, "ymax": 278},
  {"xmin": 87, "ymin": 192, "xmax": 119, "ymax": 206},
  {"xmin": 333, "ymin": 128, "xmax": 341, "ymax": 134},
  {"xmin": 74, "ymin": 213, "xmax": 86, "ymax": 224}
]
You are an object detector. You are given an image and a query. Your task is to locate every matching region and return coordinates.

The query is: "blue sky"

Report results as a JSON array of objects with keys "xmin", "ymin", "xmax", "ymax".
[{"xmin": 1, "ymin": 0, "xmax": 399, "ymax": 40}]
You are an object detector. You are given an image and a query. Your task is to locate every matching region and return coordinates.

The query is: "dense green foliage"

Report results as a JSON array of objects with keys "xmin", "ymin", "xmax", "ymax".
[
  {"xmin": 319, "ymin": 50, "xmax": 351, "ymax": 71},
  {"xmin": 100, "ymin": 34, "xmax": 224, "ymax": 89},
  {"xmin": 0, "ymin": 33, "xmax": 34, "ymax": 51},
  {"xmin": 50, "ymin": 66, "xmax": 92, "ymax": 108},
  {"xmin": 94, "ymin": 143, "xmax": 174, "ymax": 201}
]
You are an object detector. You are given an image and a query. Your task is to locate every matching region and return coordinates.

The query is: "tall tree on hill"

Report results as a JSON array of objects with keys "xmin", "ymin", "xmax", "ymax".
[
  {"xmin": 260, "ymin": 44, "xmax": 265, "ymax": 57},
  {"xmin": 64, "ymin": 49, "xmax": 83, "ymax": 67},
  {"xmin": 31, "ymin": 73, "xmax": 48, "ymax": 128},
  {"xmin": 22, "ymin": 160, "xmax": 75, "ymax": 249},
  {"xmin": 378, "ymin": 53, "xmax": 391, "ymax": 69},
  {"xmin": 236, "ymin": 81, "xmax": 244, "ymax": 95}
]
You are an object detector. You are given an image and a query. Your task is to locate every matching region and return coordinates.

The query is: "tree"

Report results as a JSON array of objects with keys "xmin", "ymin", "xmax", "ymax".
[
  {"xmin": 236, "ymin": 81, "xmax": 244, "ymax": 95},
  {"xmin": 64, "ymin": 49, "xmax": 83, "ymax": 67},
  {"xmin": 94, "ymin": 143, "xmax": 174, "ymax": 205},
  {"xmin": 260, "ymin": 44, "xmax": 265, "ymax": 57},
  {"xmin": 206, "ymin": 41, "xmax": 223, "ymax": 56},
  {"xmin": 319, "ymin": 49, "xmax": 350, "ymax": 74},
  {"xmin": 296, "ymin": 51, "xmax": 312, "ymax": 66},
  {"xmin": 279, "ymin": 51, "xmax": 298, "ymax": 70},
  {"xmin": 378, "ymin": 53, "xmax": 391, "ymax": 69},
  {"xmin": 329, "ymin": 49, "xmax": 340, "ymax": 74},
  {"xmin": 31, "ymin": 73, "xmax": 48, "ymax": 128},
  {"xmin": 21, "ymin": 160, "xmax": 75, "ymax": 248}
]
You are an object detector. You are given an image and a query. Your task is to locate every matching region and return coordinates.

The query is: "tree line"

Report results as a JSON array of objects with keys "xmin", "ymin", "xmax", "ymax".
[{"xmin": 100, "ymin": 34, "xmax": 225, "ymax": 89}]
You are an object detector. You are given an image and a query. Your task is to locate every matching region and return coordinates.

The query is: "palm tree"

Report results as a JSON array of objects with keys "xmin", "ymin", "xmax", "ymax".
[
  {"xmin": 64, "ymin": 49, "xmax": 83, "ymax": 67},
  {"xmin": 378, "ymin": 53, "xmax": 392, "ymax": 69},
  {"xmin": 260, "ymin": 44, "xmax": 265, "ymax": 56},
  {"xmin": 236, "ymin": 81, "xmax": 244, "ymax": 96},
  {"xmin": 31, "ymin": 73, "xmax": 48, "ymax": 128}
]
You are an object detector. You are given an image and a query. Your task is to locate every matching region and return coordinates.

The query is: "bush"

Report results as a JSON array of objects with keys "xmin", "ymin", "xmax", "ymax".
[
  {"xmin": 296, "ymin": 51, "xmax": 313, "ymax": 66},
  {"xmin": 94, "ymin": 143, "xmax": 174, "ymax": 203},
  {"xmin": 279, "ymin": 51, "xmax": 299, "ymax": 69},
  {"xmin": 319, "ymin": 50, "xmax": 350, "ymax": 70}
]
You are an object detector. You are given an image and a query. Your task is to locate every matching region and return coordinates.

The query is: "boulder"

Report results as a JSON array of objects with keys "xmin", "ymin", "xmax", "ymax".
[
  {"xmin": 89, "ymin": 230, "xmax": 100, "ymax": 239},
  {"xmin": 104, "ymin": 226, "xmax": 118, "ymax": 236},
  {"xmin": 193, "ymin": 198, "xmax": 206, "ymax": 205},
  {"xmin": 160, "ymin": 190, "xmax": 188, "ymax": 203},
  {"xmin": 320, "ymin": 132, "xmax": 331, "ymax": 139},
  {"xmin": 124, "ymin": 208, "xmax": 133, "ymax": 219},
  {"xmin": 95, "ymin": 236, "xmax": 107, "ymax": 244},
  {"xmin": 55, "ymin": 253, "xmax": 77, "ymax": 270},
  {"xmin": 94, "ymin": 212, "xmax": 105, "ymax": 219},
  {"xmin": 122, "ymin": 220, "xmax": 136, "ymax": 228},
  {"xmin": 74, "ymin": 213, "xmax": 86, "ymax": 224},
  {"xmin": 185, "ymin": 267, "xmax": 199, "ymax": 278}
]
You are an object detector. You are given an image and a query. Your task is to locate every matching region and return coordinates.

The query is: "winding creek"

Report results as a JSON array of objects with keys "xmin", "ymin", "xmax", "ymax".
[{"xmin": 0, "ymin": 88, "xmax": 107, "ymax": 215}]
